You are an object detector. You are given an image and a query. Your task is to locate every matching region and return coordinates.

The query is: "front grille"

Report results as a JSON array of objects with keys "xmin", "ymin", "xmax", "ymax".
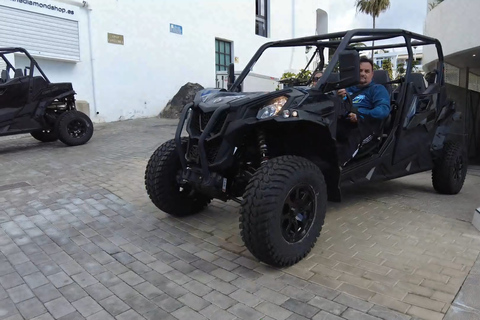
[
  {"xmin": 186, "ymin": 139, "xmax": 222, "ymax": 165},
  {"xmin": 189, "ymin": 109, "xmax": 227, "ymax": 136}
]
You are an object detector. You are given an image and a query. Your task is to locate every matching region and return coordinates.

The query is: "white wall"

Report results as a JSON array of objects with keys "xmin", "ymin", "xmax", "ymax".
[
  {"xmin": 423, "ymin": 0, "xmax": 480, "ymax": 67},
  {"xmin": 85, "ymin": 0, "xmax": 325, "ymax": 122}
]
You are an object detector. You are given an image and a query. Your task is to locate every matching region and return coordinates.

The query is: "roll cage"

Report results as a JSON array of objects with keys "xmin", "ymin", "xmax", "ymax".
[
  {"xmin": 0, "ymin": 47, "xmax": 50, "ymax": 83},
  {"xmin": 229, "ymin": 29, "xmax": 444, "ymax": 92}
]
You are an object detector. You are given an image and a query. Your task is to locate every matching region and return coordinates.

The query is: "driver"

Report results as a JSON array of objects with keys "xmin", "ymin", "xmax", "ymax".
[{"xmin": 336, "ymin": 56, "xmax": 390, "ymax": 165}]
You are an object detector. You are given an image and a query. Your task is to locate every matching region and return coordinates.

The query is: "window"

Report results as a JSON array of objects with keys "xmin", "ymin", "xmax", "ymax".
[
  {"xmin": 255, "ymin": 0, "xmax": 268, "ymax": 37},
  {"xmin": 215, "ymin": 39, "xmax": 232, "ymax": 71}
]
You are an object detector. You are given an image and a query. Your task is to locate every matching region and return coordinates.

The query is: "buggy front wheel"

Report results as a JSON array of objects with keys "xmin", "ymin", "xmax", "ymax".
[
  {"xmin": 240, "ymin": 155, "xmax": 327, "ymax": 267},
  {"xmin": 145, "ymin": 138, "xmax": 211, "ymax": 217}
]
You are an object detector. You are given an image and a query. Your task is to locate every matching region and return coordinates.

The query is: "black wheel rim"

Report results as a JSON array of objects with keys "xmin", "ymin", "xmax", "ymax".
[
  {"xmin": 67, "ymin": 120, "xmax": 87, "ymax": 138},
  {"xmin": 281, "ymin": 184, "xmax": 316, "ymax": 243},
  {"xmin": 453, "ymin": 155, "xmax": 464, "ymax": 181}
]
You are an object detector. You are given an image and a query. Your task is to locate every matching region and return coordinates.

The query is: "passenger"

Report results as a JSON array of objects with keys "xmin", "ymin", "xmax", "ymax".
[{"xmin": 336, "ymin": 57, "xmax": 390, "ymax": 165}]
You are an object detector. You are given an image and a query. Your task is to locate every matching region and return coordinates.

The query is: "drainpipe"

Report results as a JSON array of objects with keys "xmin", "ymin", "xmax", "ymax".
[
  {"xmin": 289, "ymin": 0, "xmax": 295, "ymax": 69},
  {"xmin": 86, "ymin": 7, "xmax": 99, "ymax": 118}
]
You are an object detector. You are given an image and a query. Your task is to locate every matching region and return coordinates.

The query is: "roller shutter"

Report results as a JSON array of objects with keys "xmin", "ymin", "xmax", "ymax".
[{"xmin": 0, "ymin": 5, "xmax": 79, "ymax": 61}]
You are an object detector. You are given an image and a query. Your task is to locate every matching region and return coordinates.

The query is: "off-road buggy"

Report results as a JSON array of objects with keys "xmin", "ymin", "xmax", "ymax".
[
  {"xmin": 145, "ymin": 29, "xmax": 467, "ymax": 267},
  {"xmin": 0, "ymin": 48, "xmax": 93, "ymax": 146}
]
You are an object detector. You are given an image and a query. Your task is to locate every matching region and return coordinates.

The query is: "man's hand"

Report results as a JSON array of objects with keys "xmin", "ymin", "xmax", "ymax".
[
  {"xmin": 347, "ymin": 112, "xmax": 358, "ymax": 123},
  {"xmin": 337, "ymin": 89, "xmax": 347, "ymax": 97}
]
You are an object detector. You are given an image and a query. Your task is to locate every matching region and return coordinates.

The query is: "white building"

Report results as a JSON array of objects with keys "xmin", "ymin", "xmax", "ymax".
[
  {"xmin": 0, "ymin": 0, "xmax": 329, "ymax": 123},
  {"xmin": 423, "ymin": 0, "xmax": 480, "ymax": 91},
  {"xmin": 373, "ymin": 48, "xmax": 423, "ymax": 79}
]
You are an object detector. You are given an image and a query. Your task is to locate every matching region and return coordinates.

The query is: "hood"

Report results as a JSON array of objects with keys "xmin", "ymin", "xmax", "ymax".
[{"xmin": 193, "ymin": 89, "xmax": 267, "ymax": 112}]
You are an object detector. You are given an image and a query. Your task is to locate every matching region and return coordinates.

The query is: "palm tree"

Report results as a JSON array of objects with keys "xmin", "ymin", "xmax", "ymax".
[{"xmin": 355, "ymin": 0, "xmax": 391, "ymax": 59}]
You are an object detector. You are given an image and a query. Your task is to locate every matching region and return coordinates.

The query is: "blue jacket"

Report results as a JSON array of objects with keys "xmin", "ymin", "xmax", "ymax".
[{"xmin": 346, "ymin": 82, "xmax": 390, "ymax": 120}]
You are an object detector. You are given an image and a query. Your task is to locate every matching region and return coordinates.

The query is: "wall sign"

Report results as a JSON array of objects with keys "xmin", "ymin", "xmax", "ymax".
[
  {"xmin": 107, "ymin": 33, "xmax": 124, "ymax": 45},
  {"xmin": 170, "ymin": 23, "xmax": 182, "ymax": 35}
]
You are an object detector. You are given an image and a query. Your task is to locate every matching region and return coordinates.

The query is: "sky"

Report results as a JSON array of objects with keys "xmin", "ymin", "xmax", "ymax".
[{"xmin": 326, "ymin": 0, "xmax": 428, "ymax": 35}]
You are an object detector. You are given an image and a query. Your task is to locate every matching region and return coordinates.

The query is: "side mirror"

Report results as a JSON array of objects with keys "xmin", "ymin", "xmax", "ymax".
[
  {"xmin": 227, "ymin": 63, "xmax": 235, "ymax": 90},
  {"xmin": 322, "ymin": 50, "xmax": 359, "ymax": 92},
  {"xmin": 338, "ymin": 50, "xmax": 360, "ymax": 88}
]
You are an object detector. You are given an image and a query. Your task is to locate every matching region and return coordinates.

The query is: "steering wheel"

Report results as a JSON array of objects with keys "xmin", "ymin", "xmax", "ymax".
[{"xmin": 342, "ymin": 92, "xmax": 356, "ymax": 118}]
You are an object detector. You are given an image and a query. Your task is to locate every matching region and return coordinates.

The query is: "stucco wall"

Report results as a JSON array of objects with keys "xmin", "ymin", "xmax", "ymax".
[{"xmin": 423, "ymin": 0, "xmax": 480, "ymax": 67}]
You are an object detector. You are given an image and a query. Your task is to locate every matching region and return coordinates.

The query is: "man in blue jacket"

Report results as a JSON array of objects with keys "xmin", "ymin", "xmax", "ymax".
[{"xmin": 336, "ymin": 56, "xmax": 391, "ymax": 165}]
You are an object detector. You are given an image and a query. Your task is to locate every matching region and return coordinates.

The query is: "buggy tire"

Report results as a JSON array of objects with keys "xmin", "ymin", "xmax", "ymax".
[
  {"xmin": 240, "ymin": 155, "xmax": 327, "ymax": 267},
  {"xmin": 55, "ymin": 111, "xmax": 94, "ymax": 146},
  {"xmin": 30, "ymin": 130, "xmax": 58, "ymax": 142},
  {"xmin": 145, "ymin": 138, "xmax": 211, "ymax": 217},
  {"xmin": 432, "ymin": 141, "xmax": 467, "ymax": 194}
]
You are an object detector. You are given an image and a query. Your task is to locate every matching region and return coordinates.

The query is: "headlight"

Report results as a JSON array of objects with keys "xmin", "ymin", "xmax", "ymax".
[{"xmin": 256, "ymin": 96, "xmax": 288, "ymax": 119}]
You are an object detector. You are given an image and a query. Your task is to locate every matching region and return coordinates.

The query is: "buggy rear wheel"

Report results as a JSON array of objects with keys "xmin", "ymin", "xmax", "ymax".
[
  {"xmin": 240, "ymin": 155, "xmax": 327, "ymax": 267},
  {"xmin": 145, "ymin": 138, "xmax": 211, "ymax": 217},
  {"xmin": 432, "ymin": 141, "xmax": 468, "ymax": 194},
  {"xmin": 55, "ymin": 111, "xmax": 94, "ymax": 146},
  {"xmin": 30, "ymin": 130, "xmax": 58, "ymax": 142}
]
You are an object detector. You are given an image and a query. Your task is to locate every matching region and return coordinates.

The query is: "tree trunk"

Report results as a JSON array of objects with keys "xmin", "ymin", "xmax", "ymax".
[{"xmin": 371, "ymin": 16, "xmax": 376, "ymax": 60}]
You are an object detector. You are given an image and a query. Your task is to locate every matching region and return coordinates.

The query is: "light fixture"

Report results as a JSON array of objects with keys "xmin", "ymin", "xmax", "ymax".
[{"xmin": 474, "ymin": 54, "xmax": 477, "ymax": 57}]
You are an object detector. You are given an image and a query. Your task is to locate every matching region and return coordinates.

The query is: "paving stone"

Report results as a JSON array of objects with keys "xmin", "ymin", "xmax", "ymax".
[
  {"xmin": 230, "ymin": 289, "xmax": 263, "ymax": 307},
  {"xmin": 59, "ymin": 283, "xmax": 88, "ymax": 302},
  {"xmin": 172, "ymin": 306, "xmax": 207, "ymax": 320},
  {"xmin": 0, "ymin": 273, "xmax": 24, "ymax": 289},
  {"xmin": 94, "ymin": 271, "xmax": 122, "ymax": 288},
  {"xmin": 134, "ymin": 281, "xmax": 163, "ymax": 299},
  {"xmin": 33, "ymin": 284, "xmax": 62, "ymax": 303},
  {"xmin": 47, "ymin": 271, "xmax": 73, "ymax": 288},
  {"xmin": 334, "ymin": 293, "xmax": 374, "ymax": 312},
  {"xmin": 199, "ymin": 304, "xmax": 236, "ymax": 320},
  {"xmin": 342, "ymin": 307, "xmax": 382, "ymax": 320},
  {"xmin": 308, "ymin": 296, "xmax": 348, "ymax": 315},
  {"xmin": 116, "ymin": 309, "xmax": 145, "ymax": 320},
  {"xmin": 0, "ymin": 298, "xmax": 19, "ymax": 319},
  {"xmin": 183, "ymin": 280, "xmax": 213, "ymax": 296},
  {"xmin": 44, "ymin": 297, "xmax": 76, "ymax": 319},
  {"xmin": 178, "ymin": 292, "xmax": 211, "ymax": 311},
  {"xmin": 204, "ymin": 290, "xmax": 236, "ymax": 309},
  {"xmin": 227, "ymin": 303, "xmax": 264, "ymax": 320},
  {"xmin": 98, "ymin": 295, "xmax": 130, "ymax": 316},
  {"xmin": 253, "ymin": 287, "xmax": 290, "ymax": 305},
  {"xmin": 143, "ymin": 308, "xmax": 178, "ymax": 320},
  {"xmin": 85, "ymin": 310, "xmax": 114, "ymax": 320},
  {"xmin": 16, "ymin": 297, "xmax": 47, "ymax": 319},
  {"xmin": 37, "ymin": 262, "xmax": 62, "ymax": 277},
  {"xmin": 123, "ymin": 293, "xmax": 158, "ymax": 315},
  {"xmin": 281, "ymin": 298, "xmax": 320, "ymax": 318},
  {"xmin": 312, "ymin": 310, "xmax": 345, "ymax": 320},
  {"xmin": 14, "ymin": 261, "xmax": 39, "ymax": 277},
  {"xmin": 256, "ymin": 301, "xmax": 293, "ymax": 320},
  {"xmin": 7, "ymin": 284, "xmax": 35, "ymax": 303},
  {"xmin": 117, "ymin": 270, "xmax": 145, "ymax": 286},
  {"xmin": 367, "ymin": 304, "xmax": 412, "ymax": 320},
  {"xmin": 23, "ymin": 272, "xmax": 49, "ymax": 289},
  {"xmin": 152, "ymin": 294, "xmax": 183, "ymax": 312}
]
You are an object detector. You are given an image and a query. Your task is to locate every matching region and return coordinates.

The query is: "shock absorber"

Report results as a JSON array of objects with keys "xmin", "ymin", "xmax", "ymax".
[{"xmin": 257, "ymin": 130, "xmax": 269, "ymax": 164}]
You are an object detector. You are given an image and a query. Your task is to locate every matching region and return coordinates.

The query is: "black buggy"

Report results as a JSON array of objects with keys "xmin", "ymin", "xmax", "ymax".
[
  {"xmin": 145, "ymin": 29, "xmax": 467, "ymax": 267},
  {"xmin": 0, "ymin": 48, "xmax": 93, "ymax": 146}
]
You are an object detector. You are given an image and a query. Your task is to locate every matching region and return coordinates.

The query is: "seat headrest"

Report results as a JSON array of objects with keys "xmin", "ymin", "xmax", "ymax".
[
  {"xmin": 373, "ymin": 70, "xmax": 392, "ymax": 95},
  {"xmin": 409, "ymin": 73, "xmax": 426, "ymax": 94},
  {"xmin": 14, "ymin": 69, "xmax": 23, "ymax": 78},
  {"xmin": 1, "ymin": 69, "xmax": 9, "ymax": 81}
]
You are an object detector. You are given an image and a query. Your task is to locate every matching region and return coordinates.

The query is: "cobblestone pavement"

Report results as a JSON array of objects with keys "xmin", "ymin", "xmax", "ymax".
[{"xmin": 0, "ymin": 117, "xmax": 479, "ymax": 320}]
